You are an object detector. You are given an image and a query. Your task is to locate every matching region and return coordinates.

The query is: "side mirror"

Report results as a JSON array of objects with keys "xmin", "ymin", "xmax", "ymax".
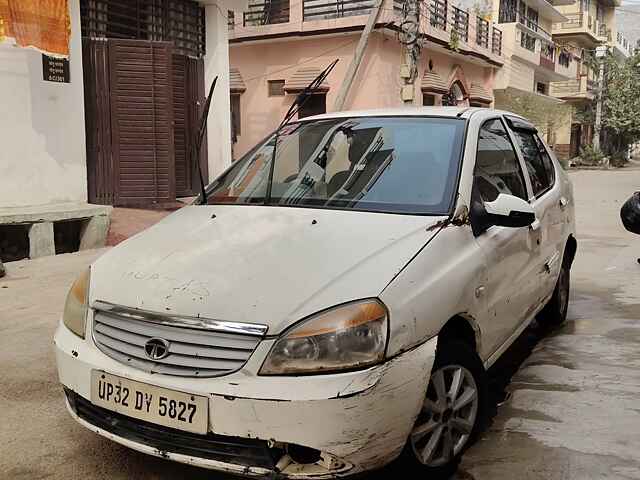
[{"xmin": 483, "ymin": 193, "xmax": 536, "ymax": 228}]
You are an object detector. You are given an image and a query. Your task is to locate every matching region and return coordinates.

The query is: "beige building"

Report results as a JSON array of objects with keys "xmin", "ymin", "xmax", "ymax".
[
  {"xmin": 549, "ymin": 0, "xmax": 628, "ymax": 157},
  {"xmin": 491, "ymin": 0, "xmax": 578, "ymax": 160},
  {"xmin": 227, "ymin": 0, "xmax": 506, "ymax": 157}
]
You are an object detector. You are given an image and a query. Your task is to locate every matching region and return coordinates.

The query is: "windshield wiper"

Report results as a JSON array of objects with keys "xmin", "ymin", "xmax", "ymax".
[
  {"xmin": 195, "ymin": 76, "xmax": 218, "ymax": 205},
  {"xmin": 264, "ymin": 59, "xmax": 339, "ymax": 205}
]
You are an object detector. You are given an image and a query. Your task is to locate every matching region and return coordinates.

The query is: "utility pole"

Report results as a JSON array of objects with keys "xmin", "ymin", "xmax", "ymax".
[
  {"xmin": 399, "ymin": 0, "xmax": 421, "ymax": 104},
  {"xmin": 593, "ymin": 45, "xmax": 607, "ymax": 157},
  {"xmin": 333, "ymin": 0, "xmax": 384, "ymax": 111}
]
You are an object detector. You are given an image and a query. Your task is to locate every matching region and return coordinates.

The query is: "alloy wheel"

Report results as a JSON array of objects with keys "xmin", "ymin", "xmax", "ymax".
[{"xmin": 410, "ymin": 365, "xmax": 479, "ymax": 467}]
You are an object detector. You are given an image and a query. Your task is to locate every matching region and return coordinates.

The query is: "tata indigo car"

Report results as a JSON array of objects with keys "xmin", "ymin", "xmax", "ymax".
[{"xmin": 55, "ymin": 108, "xmax": 576, "ymax": 478}]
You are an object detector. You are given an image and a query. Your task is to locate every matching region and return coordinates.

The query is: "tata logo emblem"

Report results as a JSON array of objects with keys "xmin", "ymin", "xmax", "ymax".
[{"xmin": 144, "ymin": 338, "xmax": 170, "ymax": 360}]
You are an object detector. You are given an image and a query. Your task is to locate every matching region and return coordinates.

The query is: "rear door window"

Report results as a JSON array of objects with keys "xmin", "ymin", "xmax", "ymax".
[{"xmin": 511, "ymin": 130, "xmax": 555, "ymax": 197}]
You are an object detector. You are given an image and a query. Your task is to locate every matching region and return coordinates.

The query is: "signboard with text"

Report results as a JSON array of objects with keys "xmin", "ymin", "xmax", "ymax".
[{"xmin": 42, "ymin": 55, "xmax": 70, "ymax": 83}]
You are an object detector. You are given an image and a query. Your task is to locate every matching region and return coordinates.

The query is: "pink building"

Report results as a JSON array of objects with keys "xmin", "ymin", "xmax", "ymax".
[{"xmin": 227, "ymin": 0, "xmax": 505, "ymax": 157}]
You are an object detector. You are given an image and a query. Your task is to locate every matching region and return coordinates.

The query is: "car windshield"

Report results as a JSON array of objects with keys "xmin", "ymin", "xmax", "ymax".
[{"xmin": 204, "ymin": 116, "xmax": 466, "ymax": 215}]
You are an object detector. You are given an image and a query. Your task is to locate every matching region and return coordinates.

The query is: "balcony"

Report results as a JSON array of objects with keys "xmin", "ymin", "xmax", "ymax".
[
  {"xmin": 539, "ymin": 42, "xmax": 555, "ymax": 71},
  {"xmin": 552, "ymin": 10, "xmax": 606, "ymax": 46},
  {"xmin": 550, "ymin": 76, "xmax": 596, "ymax": 101},
  {"xmin": 612, "ymin": 31, "xmax": 632, "ymax": 58},
  {"xmin": 419, "ymin": 0, "xmax": 504, "ymax": 61},
  {"xmin": 499, "ymin": 9, "xmax": 554, "ymax": 42},
  {"xmin": 243, "ymin": 0, "xmax": 291, "ymax": 26},
  {"xmin": 228, "ymin": 0, "xmax": 504, "ymax": 65}
]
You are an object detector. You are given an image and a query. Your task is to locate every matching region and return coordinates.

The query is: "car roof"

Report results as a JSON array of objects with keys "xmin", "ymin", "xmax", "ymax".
[{"xmin": 300, "ymin": 107, "xmax": 528, "ymax": 123}]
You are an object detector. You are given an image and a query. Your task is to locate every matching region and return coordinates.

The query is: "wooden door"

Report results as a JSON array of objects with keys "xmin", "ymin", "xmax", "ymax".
[
  {"xmin": 173, "ymin": 55, "xmax": 207, "ymax": 197},
  {"xmin": 83, "ymin": 38, "xmax": 114, "ymax": 205},
  {"xmin": 108, "ymin": 39, "xmax": 175, "ymax": 206}
]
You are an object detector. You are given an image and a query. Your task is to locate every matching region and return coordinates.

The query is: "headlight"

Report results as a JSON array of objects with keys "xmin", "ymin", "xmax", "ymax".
[
  {"xmin": 260, "ymin": 299, "xmax": 388, "ymax": 375},
  {"xmin": 63, "ymin": 268, "xmax": 90, "ymax": 338}
]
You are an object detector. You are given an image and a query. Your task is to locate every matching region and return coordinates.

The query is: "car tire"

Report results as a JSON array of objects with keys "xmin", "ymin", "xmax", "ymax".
[
  {"xmin": 399, "ymin": 340, "xmax": 488, "ymax": 479},
  {"xmin": 537, "ymin": 260, "xmax": 570, "ymax": 327}
]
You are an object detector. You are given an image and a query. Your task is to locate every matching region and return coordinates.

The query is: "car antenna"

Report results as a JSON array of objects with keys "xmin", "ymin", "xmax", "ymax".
[
  {"xmin": 264, "ymin": 59, "xmax": 339, "ymax": 203},
  {"xmin": 194, "ymin": 75, "xmax": 218, "ymax": 205}
]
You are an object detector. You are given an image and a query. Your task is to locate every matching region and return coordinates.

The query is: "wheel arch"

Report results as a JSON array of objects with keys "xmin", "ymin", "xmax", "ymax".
[
  {"xmin": 564, "ymin": 234, "xmax": 577, "ymax": 268},
  {"xmin": 437, "ymin": 314, "xmax": 482, "ymax": 355}
]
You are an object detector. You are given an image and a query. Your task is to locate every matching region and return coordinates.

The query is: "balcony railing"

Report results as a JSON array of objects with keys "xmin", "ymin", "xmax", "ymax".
[
  {"xmin": 551, "ymin": 78, "xmax": 596, "ymax": 97},
  {"xmin": 451, "ymin": 6, "xmax": 469, "ymax": 43},
  {"xmin": 498, "ymin": 8, "xmax": 551, "ymax": 41},
  {"xmin": 616, "ymin": 32, "xmax": 630, "ymax": 52},
  {"xmin": 303, "ymin": 0, "xmax": 374, "ymax": 21},
  {"xmin": 477, "ymin": 17, "xmax": 489, "ymax": 48},
  {"xmin": 559, "ymin": 12, "xmax": 582, "ymax": 29},
  {"xmin": 492, "ymin": 27, "xmax": 502, "ymax": 56},
  {"xmin": 551, "ymin": 79, "xmax": 580, "ymax": 95},
  {"xmin": 598, "ymin": 23, "xmax": 608, "ymax": 39},
  {"xmin": 520, "ymin": 31, "xmax": 536, "ymax": 51},
  {"xmin": 235, "ymin": 0, "xmax": 503, "ymax": 58},
  {"xmin": 243, "ymin": 0, "xmax": 290, "ymax": 26},
  {"xmin": 228, "ymin": 10, "xmax": 235, "ymax": 30},
  {"xmin": 540, "ymin": 42, "xmax": 555, "ymax": 71},
  {"xmin": 430, "ymin": 0, "xmax": 448, "ymax": 30}
]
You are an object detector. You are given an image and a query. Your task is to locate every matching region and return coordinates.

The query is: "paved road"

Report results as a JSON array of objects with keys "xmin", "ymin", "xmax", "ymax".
[{"xmin": 1, "ymin": 167, "xmax": 639, "ymax": 480}]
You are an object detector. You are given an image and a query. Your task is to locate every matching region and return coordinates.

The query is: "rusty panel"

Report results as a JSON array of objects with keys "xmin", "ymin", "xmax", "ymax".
[
  {"xmin": 83, "ymin": 38, "xmax": 114, "ymax": 205},
  {"xmin": 108, "ymin": 39, "xmax": 176, "ymax": 206}
]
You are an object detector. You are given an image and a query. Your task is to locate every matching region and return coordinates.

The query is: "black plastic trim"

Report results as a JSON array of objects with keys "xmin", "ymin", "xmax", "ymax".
[{"xmin": 65, "ymin": 389, "xmax": 281, "ymax": 470}]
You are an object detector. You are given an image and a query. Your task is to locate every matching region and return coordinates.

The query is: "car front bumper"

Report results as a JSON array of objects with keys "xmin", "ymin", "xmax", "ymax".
[{"xmin": 54, "ymin": 322, "xmax": 437, "ymax": 478}]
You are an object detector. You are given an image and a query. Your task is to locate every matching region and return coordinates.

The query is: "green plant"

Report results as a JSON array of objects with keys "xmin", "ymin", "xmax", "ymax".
[
  {"xmin": 610, "ymin": 151, "xmax": 628, "ymax": 167},
  {"xmin": 579, "ymin": 144, "xmax": 605, "ymax": 165},
  {"xmin": 449, "ymin": 29, "xmax": 460, "ymax": 51}
]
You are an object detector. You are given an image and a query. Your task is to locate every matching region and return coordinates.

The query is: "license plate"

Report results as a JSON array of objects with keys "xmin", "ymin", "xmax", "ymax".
[{"xmin": 90, "ymin": 371, "xmax": 209, "ymax": 435}]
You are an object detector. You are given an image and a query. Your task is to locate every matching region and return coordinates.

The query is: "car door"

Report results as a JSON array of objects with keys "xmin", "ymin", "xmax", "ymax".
[
  {"xmin": 471, "ymin": 117, "xmax": 541, "ymax": 357},
  {"xmin": 507, "ymin": 119, "xmax": 564, "ymax": 305}
]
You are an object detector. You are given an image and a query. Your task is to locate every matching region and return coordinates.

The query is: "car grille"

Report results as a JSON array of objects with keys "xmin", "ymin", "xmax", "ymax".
[
  {"xmin": 92, "ymin": 303, "xmax": 266, "ymax": 378},
  {"xmin": 65, "ymin": 389, "xmax": 281, "ymax": 470}
]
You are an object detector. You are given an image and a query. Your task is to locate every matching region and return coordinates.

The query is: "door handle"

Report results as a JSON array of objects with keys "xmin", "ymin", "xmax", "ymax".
[
  {"xmin": 559, "ymin": 197, "xmax": 568, "ymax": 209},
  {"xmin": 530, "ymin": 219, "xmax": 541, "ymax": 231}
]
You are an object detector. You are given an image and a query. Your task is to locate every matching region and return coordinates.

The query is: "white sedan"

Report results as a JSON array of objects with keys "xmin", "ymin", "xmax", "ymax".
[{"xmin": 55, "ymin": 107, "xmax": 576, "ymax": 478}]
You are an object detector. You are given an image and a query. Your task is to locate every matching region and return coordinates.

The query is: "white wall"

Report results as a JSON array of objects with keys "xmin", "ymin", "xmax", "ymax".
[
  {"xmin": 0, "ymin": 0, "xmax": 87, "ymax": 209},
  {"xmin": 202, "ymin": 1, "xmax": 241, "ymax": 180}
]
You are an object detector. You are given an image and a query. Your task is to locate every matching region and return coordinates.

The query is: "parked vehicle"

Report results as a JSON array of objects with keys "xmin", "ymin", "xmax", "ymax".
[
  {"xmin": 620, "ymin": 191, "xmax": 640, "ymax": 264},
  {"xmin": 621, "ymin": 192, "xmax": 640, "ymax": 235},
  {"xmin": 55, "ymin": 107, "xmax": 576, "ymax": 478}
]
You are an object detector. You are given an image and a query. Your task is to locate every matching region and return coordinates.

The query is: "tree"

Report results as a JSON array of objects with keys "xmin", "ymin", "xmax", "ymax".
[{"xmin": 599, "ymin": 52, "xmax": 640, "ymax": 163}]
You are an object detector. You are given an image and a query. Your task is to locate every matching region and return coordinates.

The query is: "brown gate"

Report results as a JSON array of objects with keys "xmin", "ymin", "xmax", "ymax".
[
  {"xmin": 172, "ymin": 55, "xmax": 207, "ymax": 198},
  {"xmin": 83, "ymin": 38, "xmax": 114, "ymax": 205},
  {"xmin": 80, "ymin": 0, "xmax": 206, "ymax": 206},
  {"xmin": 109, "ymin": 39, "xmax": 175, "ymax": 206}
]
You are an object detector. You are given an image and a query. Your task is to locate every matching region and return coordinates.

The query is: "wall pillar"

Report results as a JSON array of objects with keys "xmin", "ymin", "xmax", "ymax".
[
  {"xmin": 203, "ymin": 4, "xmax": 233, "ymax": 181},
  {"xmin": 29, "ymin": 222, "xmax": 55, "ymax": 259}
]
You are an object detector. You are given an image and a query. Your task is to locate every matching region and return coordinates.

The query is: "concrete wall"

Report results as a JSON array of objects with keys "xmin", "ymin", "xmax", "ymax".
[
  {"xmin": 203, "ymin": 4, "xmax": 233, "ymax": 180},
  {"xmin": 229, "ymin": 33, "xmax": 496, "ymax": 156},
  {"xmin": 0, "ymin": 0, "xmax": 87, "ymax": 208}
]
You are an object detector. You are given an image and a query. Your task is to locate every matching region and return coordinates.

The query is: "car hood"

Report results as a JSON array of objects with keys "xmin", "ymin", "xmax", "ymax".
[{"xmin": 91, "ymin": 206, "xmax": 445, "ymax": 335}]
